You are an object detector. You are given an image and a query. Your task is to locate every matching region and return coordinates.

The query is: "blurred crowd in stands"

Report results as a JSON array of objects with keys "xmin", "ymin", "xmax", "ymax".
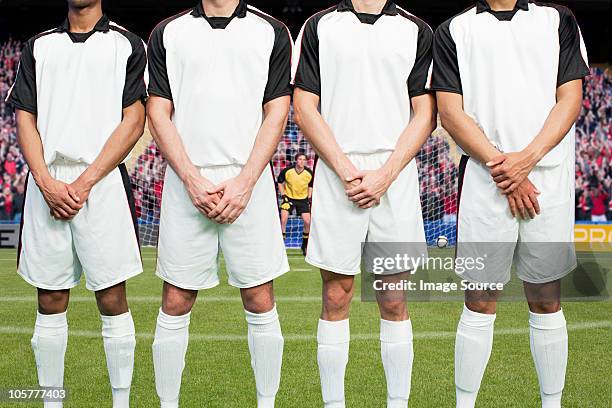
[
  {"xmin": 576, "ymin": 67, "xmax": 612, "ymax": 221},
  {"xmin": 0, "ymin": 39, "xmax": 27, "ymax": 221},
  {"xmin": 0, "ymin": 37, "xmax": 610, "ymax": 223},
  {"xmin": 131, "ymin": 143, "xmax": 165, "ymax": 223}
]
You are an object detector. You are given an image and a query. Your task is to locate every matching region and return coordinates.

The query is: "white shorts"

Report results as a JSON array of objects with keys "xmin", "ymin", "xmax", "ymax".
[
  {"xmin": 456, "ymin": 156, "xmax": 576, "ymax": 284},
  {"xmin": 18, "ymin": 161, "xmax": 142, "ymax": 291},
  {"xmin": 306, "ymin": 151, "xmax": 427, "ymax": 275},
  {"xmin": 156, "ymin": 165, "xmax": 289, "ymax": 289}
]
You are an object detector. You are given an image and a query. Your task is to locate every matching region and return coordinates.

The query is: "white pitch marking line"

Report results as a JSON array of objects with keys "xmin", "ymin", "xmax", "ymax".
[{"xmin": 0, "ymin": 321, "xmax": 609, "ymax": 342}]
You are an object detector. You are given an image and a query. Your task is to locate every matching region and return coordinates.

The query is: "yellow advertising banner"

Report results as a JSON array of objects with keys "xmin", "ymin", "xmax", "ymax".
[{"xmin": 575, "ymin": 224, "xmax": 612, "ymax": 243}]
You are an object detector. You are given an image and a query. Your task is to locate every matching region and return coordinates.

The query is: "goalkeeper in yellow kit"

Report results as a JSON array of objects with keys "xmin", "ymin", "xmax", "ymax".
[{"xmin": 277, "ymin": 152, "xmax": 313, "ymax": 255}]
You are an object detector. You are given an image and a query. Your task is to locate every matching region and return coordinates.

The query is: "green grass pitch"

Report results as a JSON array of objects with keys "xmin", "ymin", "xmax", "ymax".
[{"xmin": 0, "ymin": 247, "xmax": 611, "ymax": 407}]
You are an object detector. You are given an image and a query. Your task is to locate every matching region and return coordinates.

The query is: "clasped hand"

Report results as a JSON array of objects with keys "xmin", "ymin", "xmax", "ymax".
[
  {"xmin": 487, "ymin": 152, "xmax": 541, "ymax": 219},
  {"xmin": 186, "ymin": 174, "xmax": 253, "ymax": 224},
  {"xmin": 344, "ymin": 167, "xmax": 393, "ymax": 209}
]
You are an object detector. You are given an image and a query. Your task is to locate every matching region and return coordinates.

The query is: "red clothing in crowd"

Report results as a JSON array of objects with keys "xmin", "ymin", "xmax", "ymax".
[
  {"xmin": 4, "ymin": 194, "xmax": 12, "ymax": 217},
  {"xmin": 3, "ymin": 159, "xmax": 16, "ymax": 175},
  {"xmin": 591, "ymin": 192, "xmax": 608, "ymax": 216},
  {"xmin": 579, "ymin": 195, "xmax": 590, "ymax": 212}
]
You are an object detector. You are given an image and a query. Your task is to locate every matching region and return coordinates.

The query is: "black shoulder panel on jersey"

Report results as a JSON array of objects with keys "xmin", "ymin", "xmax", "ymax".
[
  {"xmin": 6, "ymin": 29, "xmax": 59, "ymax": 114},
  {"xmin": 109, "ymin": 25, "xmax": 148, "ymax": 107},
  {"xmin": 397, "ymin": 10, "xmax": 434, "ymax": 97},
  {"xmin": 532, "ymin": 2, "xmax": 590, "ymax": 87},
  {"xmin": 248, "ymin": 8, "xmax": 294, "ymax": 104},
  {"xmin": 147, "ymin": 9, "xmax": 193, "ymax": 101},
  {"xmin": 292, "ymin": 6, "xmax": 338, "ymax": 96}
]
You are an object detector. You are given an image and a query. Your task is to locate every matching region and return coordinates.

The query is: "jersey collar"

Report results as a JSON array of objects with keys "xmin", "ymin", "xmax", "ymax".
[
  {"xmin": 191, "ymin": 0, "xmax": 248, "ymax": 19},
  {"xmin": 58, "ymin": 14, "xmax": 110, "ymax": 33},
  {"xmin": 337, "ymin": 0, "xmax": 398, "ymax": 16},
  {"xmin": 476, "ymin": 0, "xmax": 529, "ymax": 14}
]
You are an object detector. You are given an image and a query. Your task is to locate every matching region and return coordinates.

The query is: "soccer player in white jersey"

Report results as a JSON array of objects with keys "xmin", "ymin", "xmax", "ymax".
[
  {"xmin": 6, "ymin": 1, "xmax": 147, "ymax": 407},
  {"xmin": 292, "ymin": 1, "xmax": 436, "ymax": 406},
  {"xmin": 146, "ymin": 1, "xmax": 292, "ymax": 407},
  {"xmin": 431, "ymin": 0, "xmax": 589, "ymax": 407}
]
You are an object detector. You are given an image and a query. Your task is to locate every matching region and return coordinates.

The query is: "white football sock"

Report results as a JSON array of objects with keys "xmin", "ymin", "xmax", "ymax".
[
  {"xmin": 380, "ymin": 319, "xmax": 413, "ymax": 408},
  {"xmin": 245, "ymin": 305, "xmax": 284, "ymax": 408},
  {"xmin": 529, "ymin": 309, "xmax": 567, "ymax": 408},
  {"xmin": 455, "ymin": 305, "xmax": 496, "ymax": 408},
  {"xmin": 31, "ymin": 311, "xmax": 68, "ymax": 408},
  {"xmin": 101, "ymin": 311, "xmax": 136, "ymax": 408},
  {"xmin": 317, "ymin": 319, "xmax": 350, "ymax": 408},
  {"xmin": 152, "ymin": 308, "xmax": 191, "ymax": 408}
]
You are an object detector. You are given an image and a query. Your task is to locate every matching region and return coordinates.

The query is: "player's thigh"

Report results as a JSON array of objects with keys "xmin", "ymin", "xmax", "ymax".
[
  {"xmin": 71, "ymin": 165, "xmax": 142, "ymax": 291},
  {"xmin": 280, "ymin": 208, "xmax": 290, "ymax": 221},
  {"xmin": 516, "ymin": 164, "xmax": 575, "ymax": 284},
  {"xmin": 18, "ymin": 171, "xmax": 81, "ymax": 290},
  {"xmin": 219, "ymin": 165, "xmax": 289, "ymax": 288},
  {"xmin": 156, "ymin": 166, "xmax": 220, "ymax": 290},
  {"xmin": 456, "ymin": 157, "xmax": 518, "ymax": 284},
  {"xmin": 306, "ymin": 158, "xmax": 369, "ymax": 275}
]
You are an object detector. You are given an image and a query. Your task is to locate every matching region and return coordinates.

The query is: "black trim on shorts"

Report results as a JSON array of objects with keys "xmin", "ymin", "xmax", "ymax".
[
  {"xmin": 454, "ymin": 155, "xmax": 469, "ymax": 258},
  {"xmin": 305, "ymin": 155, "xmax": 320, "ymax": 257},
  {"xmin": 16, "ymin": 173, "xmax": 29, "ymax": 269},
  {"xmin": 118, "ymin": 164, "xmax": 141, "ymax": 248}
]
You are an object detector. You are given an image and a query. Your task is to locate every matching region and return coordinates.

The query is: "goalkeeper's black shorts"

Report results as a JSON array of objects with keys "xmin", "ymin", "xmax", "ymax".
[{"xmin": 280, "ymin": 196, "xmax": 310, "ymax": 215}]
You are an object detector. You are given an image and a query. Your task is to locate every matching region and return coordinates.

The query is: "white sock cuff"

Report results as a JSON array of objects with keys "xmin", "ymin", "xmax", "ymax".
[
  {"xmin": 529, "ymin": 309, "xmax": 566, "ymax": 330},
  {"xmin": 101, "ymin": 311, "xmax": 135, "ymax": 338},
  {"xmin": 157, "ymin": 308, "xmax": 191, "ymax": 330},
  {"xmin": 317, "ymin": 319, "xmax": 350, "ymax": 344},
  {"xmin": 380, "ymin": 319, "xmax": 412, "ymax": 343},
  {"xmin": 35, "ymin": 311, "xmax": 68, "ymax": 336},
  {"xmin": 460, "ymin": 304, "xmax": 496, "ymax": 327},
  {"xmin": 245, "ymin": 305, "xmax": 279, "ymax": 325}
]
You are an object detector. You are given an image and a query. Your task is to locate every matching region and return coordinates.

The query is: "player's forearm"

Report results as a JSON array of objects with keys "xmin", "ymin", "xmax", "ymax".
[
  {"xmin": 293, "ymin": 92, "xmax": 357, "ymax": 181},
  {"xmin": 77, "ymin": 102, "xmax": 145, "ymax": 189},
  {"xmin": 523, "ymin": 80, "xmax": 583, "ymax": 164},
  {"xmin": 383, "ymin": 94, "xmax": 437, "ymax": 181},
  {"xmin": 278, "ymin": 184, "xmax": 285, "ymax": 196},
  {"xmin": 15, "ymin": 110, "xmax": 52, "ymax": 187},
  {"xmin": 240, "ymin": 97, "xmax": 290, "ymax": 187},
  {"xmin": 438, "ymin": 95, "xmax": 500, "ymax": 165},
  {"xmin": 147, "ymin": 98, "xmax": 200, "ymax": 185}
]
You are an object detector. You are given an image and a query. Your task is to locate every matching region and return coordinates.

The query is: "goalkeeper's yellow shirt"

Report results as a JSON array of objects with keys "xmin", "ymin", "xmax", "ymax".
[{"xmin": 277, "ymin": 166, "xmax": 313, "ymax": 200}]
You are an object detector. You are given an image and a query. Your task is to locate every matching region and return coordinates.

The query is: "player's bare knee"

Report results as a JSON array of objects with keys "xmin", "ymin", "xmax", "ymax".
[
  {"xmin": 162, "ymin": 283, "xmax": 198, "ymax": 316},
  {"xmin": 95, "ymin": 282, "xmax": 128, "ymax": 315},
  {"xmin": 243, "ymin": 299, "xmax": 275, "ymax": 314},
  {"xmin": 528, "ymin": 300, "xmax": 561, "ymax": 314},
  {"xmin": 322, "ymin": 284, "xmax": 353, "ymax": 319},
  {"xmin": 465, "ymin": 300, "xmax": 497, "ymax": 315},
  {"xmin": 377, "ymin": 298, "xmax": 408, "ymax": 321},
  {"xmin": 465, "ymin": 289, "xmax": 499, "ymax": 314},
  {"xmin": 241, "ymin": 282, "xmax": 275, "ymax": 314},
  {"xmin": 37, "ymin": 288, "xmax": 69, "ymax": 314}
]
